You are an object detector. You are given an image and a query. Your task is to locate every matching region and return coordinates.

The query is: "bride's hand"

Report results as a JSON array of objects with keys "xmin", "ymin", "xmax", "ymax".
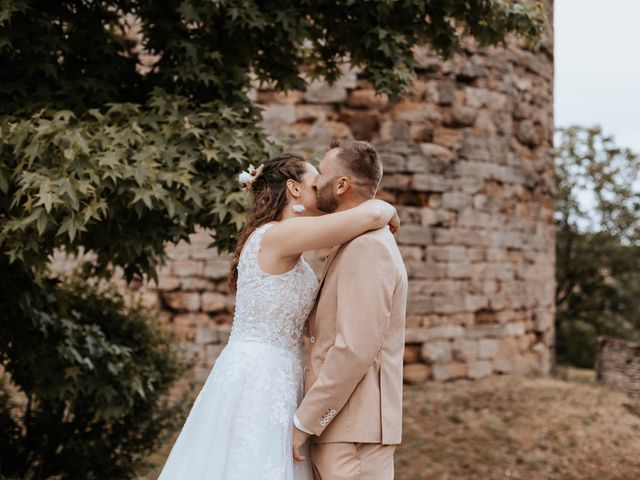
[
  {"xmin": 368, "ymin": 199, "xmax": 399, "ymax": 234},
  {"xmin": 388, "ymin": 211, "xmax": 400, "ymax": 234},
  {"xmin": 363, "ymin": 199, "xmax": 397, "ymax": 229}
]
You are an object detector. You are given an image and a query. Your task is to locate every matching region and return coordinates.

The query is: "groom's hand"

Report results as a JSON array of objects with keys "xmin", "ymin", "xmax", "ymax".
[{"xmin": 292, "ymin": 425, "xmax": 310, "ymax": 462}]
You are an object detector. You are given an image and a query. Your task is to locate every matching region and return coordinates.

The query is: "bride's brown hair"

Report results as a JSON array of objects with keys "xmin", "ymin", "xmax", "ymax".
[{"xmin": 228, "ymin": 153, "xmax": 308, "ymax": 293}]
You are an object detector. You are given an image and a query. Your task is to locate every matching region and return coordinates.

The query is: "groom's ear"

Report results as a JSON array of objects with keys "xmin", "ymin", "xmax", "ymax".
[{"xmin": 335, "ymin": 176, "xmax": 351, "ymax": 196}]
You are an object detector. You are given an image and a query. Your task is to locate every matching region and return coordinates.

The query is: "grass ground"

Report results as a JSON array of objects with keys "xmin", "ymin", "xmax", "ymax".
[
  {"xmin": 146, "ymin": 368, "xmax": 640, "ymax": 479},
  {"xmin": 396, "ymin": 367, "xmax": 640, "ymax": 480}
]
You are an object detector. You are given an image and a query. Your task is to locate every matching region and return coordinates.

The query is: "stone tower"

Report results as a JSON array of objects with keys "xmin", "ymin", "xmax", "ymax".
[{"xmin": 125, "ymin": 5, "xmax": 555, "ymax": 385}]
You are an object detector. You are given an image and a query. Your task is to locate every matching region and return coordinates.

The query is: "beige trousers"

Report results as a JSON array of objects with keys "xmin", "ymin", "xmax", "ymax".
[{"xmin": 309, "ymin": 442, "xmax": 396, "ymax": 480}]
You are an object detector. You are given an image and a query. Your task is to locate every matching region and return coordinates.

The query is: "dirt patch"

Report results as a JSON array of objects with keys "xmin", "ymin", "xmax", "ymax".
[{"xmin": 396, "ymin": 368, "xmax": 640, "ymax": 480}]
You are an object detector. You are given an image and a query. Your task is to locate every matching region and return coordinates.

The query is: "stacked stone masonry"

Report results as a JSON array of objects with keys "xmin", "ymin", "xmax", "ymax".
[
  {"xmin": 596, "ymin": 337, "xmax": 640, "ymax": 398},
  {"xmin": 57, "ymin": 4, "xmax": 555, "ymax": 386}
]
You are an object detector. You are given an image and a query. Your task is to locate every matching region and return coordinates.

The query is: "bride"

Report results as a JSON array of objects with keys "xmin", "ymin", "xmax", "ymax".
[{"xmin": 157, "ymin": 152, "xmax": 398, "ymax": 479}]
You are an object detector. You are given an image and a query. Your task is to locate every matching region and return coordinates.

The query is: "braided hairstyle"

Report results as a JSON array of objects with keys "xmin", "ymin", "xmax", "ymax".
[{"xmin": 228, "ymin": 153, "xmax": 308, "ymax": 293}]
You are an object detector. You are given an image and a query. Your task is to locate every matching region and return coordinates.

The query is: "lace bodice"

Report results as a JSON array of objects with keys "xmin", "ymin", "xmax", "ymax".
[{"xmin": 229, "ymin": 222, "xmax": 319, "ymax": 351}]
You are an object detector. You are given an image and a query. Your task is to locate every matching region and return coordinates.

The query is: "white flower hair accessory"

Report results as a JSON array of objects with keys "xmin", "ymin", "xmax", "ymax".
[{"xmin": 238, "ymin": 164, "xmax": 264, "ymax": 191}]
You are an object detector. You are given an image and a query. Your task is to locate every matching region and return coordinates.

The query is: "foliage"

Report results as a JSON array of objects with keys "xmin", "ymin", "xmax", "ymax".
[
  {"xmin": 0, "ymin": 0, "xmax": 545, "ymax": 281},
  {"xmin": 0, "ymin": 1, "xmax": 545, "ymax": 477},
  {"xmin": 555, "ymin": 126, "xmax": 640, "ymax": 368},
  {"xmin": 0, "ymin": 90, "xmax": 274, "ymax": 278},
  {"xmin": 0, "ymin": 258, "xmax": 192, "ymax": 479},
  {"xmin": 1, "ymin": 1, "xmax": 545, "ymax": 110}
]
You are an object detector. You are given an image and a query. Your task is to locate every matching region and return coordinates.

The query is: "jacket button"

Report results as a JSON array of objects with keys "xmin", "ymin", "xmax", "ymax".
[{"xmin": 310, "ymin": 336, "xmax": 316, "ymax": 343}]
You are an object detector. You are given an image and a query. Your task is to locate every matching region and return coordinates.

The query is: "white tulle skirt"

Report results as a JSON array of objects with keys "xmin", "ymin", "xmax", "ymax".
[{"xmin": 157, "ymin": 339, "xmax": 313, "ymax": 480}]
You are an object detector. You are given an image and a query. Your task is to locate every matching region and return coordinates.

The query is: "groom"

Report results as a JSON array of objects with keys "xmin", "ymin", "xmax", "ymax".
[{"xmin": 292, "ymin": 138, "xmax": 408, "ymax": 479}]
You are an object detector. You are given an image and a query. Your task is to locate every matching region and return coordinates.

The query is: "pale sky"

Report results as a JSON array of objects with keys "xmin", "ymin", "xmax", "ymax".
[{"xmin": 555, "ymin": 0, "xmax": 640, "ymax": 154}]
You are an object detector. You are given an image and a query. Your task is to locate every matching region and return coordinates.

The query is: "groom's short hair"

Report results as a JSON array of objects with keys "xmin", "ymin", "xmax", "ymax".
[{"xmin": 329, "ymin": 137, "xmax": 383, "ymax": 196}]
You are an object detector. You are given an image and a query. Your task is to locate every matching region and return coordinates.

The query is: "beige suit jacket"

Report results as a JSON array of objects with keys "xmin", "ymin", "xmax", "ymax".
[{"xmin": 295, "ymin": 227, "xmax": 408, "ymax": 445}]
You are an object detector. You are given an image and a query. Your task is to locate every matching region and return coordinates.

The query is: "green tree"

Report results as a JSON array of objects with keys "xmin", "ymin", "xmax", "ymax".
[
  {"xmin": 555, "ymin": 126, "xmax": 640, "ymax": 368},
  {"xmin": 0, "ymin": 261, "xmax": 192, "ymax": 479},
  {"xmin": 0, "ymin": 1, "xmax": 545, "ymax": 478},
  {"xmin": 1, "ymin": 0, "xmax": 545, "ymax": 271}
]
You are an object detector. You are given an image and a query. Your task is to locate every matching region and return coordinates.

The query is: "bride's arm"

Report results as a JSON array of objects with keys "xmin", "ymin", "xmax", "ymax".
[{"xmin": 263, "ymin": 199, "xmax": 398, "ymax": 257}]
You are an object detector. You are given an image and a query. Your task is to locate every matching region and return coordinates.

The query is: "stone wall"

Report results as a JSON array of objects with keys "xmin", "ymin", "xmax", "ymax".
[
  {"xmin": 54, "ymin": 4, "xmax": 556, "ymax": 386},
  {"xmin": 596, "ymin": 337, "xmax": 640, "ymax": 398}
]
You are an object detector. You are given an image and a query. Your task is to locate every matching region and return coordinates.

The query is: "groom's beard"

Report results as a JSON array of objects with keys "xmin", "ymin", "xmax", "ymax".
[{"xmin": 315, "ymin": 180, "xmax": 340, "ymax": 213}]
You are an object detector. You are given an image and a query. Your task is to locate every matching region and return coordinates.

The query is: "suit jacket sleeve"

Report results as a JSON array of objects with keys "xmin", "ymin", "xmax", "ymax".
[{"xmin": 295, "ymin": 235, "xmax": 395, "ymax": 436}]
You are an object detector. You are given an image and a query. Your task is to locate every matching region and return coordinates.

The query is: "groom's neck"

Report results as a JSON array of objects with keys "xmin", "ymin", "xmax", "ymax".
[{"xmin": 334, "ymin": 195, "xmax": 371, "ymax": 212}]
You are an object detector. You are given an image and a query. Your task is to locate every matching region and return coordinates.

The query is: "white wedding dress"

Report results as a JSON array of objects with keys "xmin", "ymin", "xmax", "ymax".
[{"xmin": 158, "ymin": 222, "xmax": 318, "ymax": 480}]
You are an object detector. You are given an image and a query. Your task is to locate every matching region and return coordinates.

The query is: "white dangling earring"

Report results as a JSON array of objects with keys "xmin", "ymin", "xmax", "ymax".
[{"xmin": 292, "ymin": 201, "xmax": 305, "ymax": 214}]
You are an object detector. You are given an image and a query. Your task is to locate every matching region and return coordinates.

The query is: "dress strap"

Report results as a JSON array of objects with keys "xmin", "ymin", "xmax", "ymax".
[
  {"xmin": 252, "ymin": 222, "xmax": 275, "ymax": 246},
  {"xmin": 242, "ymin": 222, "xmax": 276, "ymax": 262},
  {"xmin": 236, "ymin": 223, "xmax": 277, "ymax": 286}
]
